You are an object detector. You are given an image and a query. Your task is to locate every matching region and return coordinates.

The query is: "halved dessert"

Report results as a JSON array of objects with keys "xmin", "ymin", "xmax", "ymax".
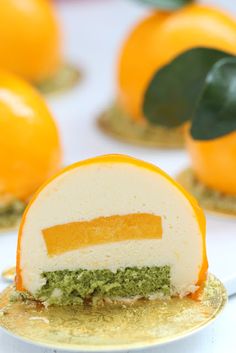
[{"xmin": 16, "ymin": 154, "xmax": 208, "ymax": 305}]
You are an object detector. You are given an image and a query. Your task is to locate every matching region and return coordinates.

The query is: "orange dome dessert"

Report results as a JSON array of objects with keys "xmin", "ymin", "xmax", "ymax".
[
  {"xmin": 186, "ymin": 131, "xmax": 236, "ymax": 196},
  {"xmin": 141, "ymin": 7, "xmax": 236, "ymax": 214},
  {"xmin": 0, "ymin": 72, "xmax": 62, "ymax": 227},
  {"xmin": 118, "ymin": 5, "xmax": 236, "ymax": 122},
  {"xmin": 0, "ymin": 0, "xmax": 60, "ymax": 83},
  {"xmin": 118, "ymin": 12, "xmax": 170, "ymax": 122}
]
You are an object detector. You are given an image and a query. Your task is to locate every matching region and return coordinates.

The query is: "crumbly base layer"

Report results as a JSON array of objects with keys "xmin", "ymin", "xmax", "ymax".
[
  {"xmin": 98, "ymin": 103, "xmax": 184, "ymax": 148},
  {"xmin": 31, "ymin": 266, "xmax": 171, "ymax": 306},
  {"xmin": 36, "ymin": 63, "xmax": 81, "ymax": 95},
  {"xmin": 177, "ymin": 168, "xmax": 236, "ymax": 216},
  {"xmin": 0, "ymin": 199, "xmax": 25, "ymax": 230}
]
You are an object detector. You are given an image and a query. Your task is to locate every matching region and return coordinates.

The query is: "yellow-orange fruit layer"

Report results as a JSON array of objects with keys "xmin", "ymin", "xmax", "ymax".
[
  {"xmin": 0, "ymin": 72, "xmax": 62, "ymax": 201},
  {"xmin": 118, "ymin": 5, "xmax": 236, "ymax": 121},
  {"xmin": 186, "ymin": 131, "xmax": 236, "ymax": 195},
  {"xmin": 42, "ymin": 214, "xmax": 163, "ymax": 256},
  {"xmin": 0, "ymin": 0, "xmax": 60, "ymax": 83}
]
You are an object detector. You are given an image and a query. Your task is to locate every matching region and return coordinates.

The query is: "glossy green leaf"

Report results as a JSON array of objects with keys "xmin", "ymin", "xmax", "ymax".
[
  {"xmin": 136, "ymin": 0, "xmax": 194, "ymax": 10},
  {"xmin": 143, "ymin": 47, "xmax": 232, "ymax": 127},
  {"xmin": 191, "ymin": 57, "xmax": 236, "ymax": 140}
]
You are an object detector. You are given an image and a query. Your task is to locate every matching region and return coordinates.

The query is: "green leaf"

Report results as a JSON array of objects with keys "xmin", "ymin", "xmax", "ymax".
[
  {"xmin": 143, "ymin": 47, "xmax": 233, "ymax": 127},
  {"xmin": 191, "ymin": 57, "xmax": 236, "ymax": 140},
  {"xmin": 136, "ymin": 0, "xmax": 194, "ymax": 10}
]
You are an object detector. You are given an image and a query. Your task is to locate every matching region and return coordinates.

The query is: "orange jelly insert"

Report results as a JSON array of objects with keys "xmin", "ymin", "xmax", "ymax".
[{"xmin": 42, "ymin": 213, "xmax": 163, "ymax": 256}]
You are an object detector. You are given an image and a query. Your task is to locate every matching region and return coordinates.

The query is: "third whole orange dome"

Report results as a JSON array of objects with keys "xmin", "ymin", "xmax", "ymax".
[{"xmin": 118, "ymin": 4, "xmax": 236, "ymax": 122}]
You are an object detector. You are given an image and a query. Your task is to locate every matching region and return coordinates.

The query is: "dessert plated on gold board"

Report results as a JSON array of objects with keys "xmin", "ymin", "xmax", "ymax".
[
  {"xmin": 0, "ymin": 72, "xmax": 62, "ymax": 231},
  {"xmin": 0, "ymin": 0, "xmax": 81, "ymax": 95},
  {"xmin": 141, "ymin": 15, "xmax": 236, "ymax": 217},
  {"xmin": 98, "ymin": 4, "xmax": 236, "ymax": 148},
  {"xmin": 0, "ymin": 155, "xmax": 227, "ymax": 351}
]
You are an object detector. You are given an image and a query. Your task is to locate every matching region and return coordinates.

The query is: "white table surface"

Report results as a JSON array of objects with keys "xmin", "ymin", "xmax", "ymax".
[{"xmin": 0, "ymin": 0, "xmax": 236, "ymax": 352}]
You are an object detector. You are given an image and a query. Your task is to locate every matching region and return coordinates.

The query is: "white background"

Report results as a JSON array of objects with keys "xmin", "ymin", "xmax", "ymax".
[{"xmin": 0, "ymin": 0, "xmax": 236, "ymax": 352}]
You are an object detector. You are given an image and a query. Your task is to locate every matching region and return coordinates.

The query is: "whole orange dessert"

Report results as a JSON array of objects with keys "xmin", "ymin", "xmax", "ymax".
[
  {"xmin": 118, "ymin": 4, "xmax": 236, "ymax": 122},
  {"xmin": 186, "ymin": 131, "xmax": 236, "ymax": 195},
  {"xmin": 0, "ymin": 72, "xmax": 62, "ymax": 202},
  {"xmin": 0, "ymin": 0, "xmax": 60, "ymax": 83}
]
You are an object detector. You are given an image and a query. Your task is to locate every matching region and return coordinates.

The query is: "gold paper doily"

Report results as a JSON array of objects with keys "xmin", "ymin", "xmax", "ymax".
[
  {"xmin": 1, "ymin": 267, "xmax": 16, "ymax": 283},
  {"xmin": 0, "ymin": 225, "xmax": 19, "ymax": 234},
  {"xmin": 0, "ymin": 200, "xmax": 25, "ymax": 233},
  {"xmin": 0, "ymin": 274, "xmax": 227, "ymax": 351},
  {"xmin": 36, "ymin": 63, "xmax": 81, "ymax": 96},
  {"xmin": 177, "ymin": 168, "xmax": 236, "ymax": 218},
  {"xmin": 98, "ymin": 103, "xmax": 184, "ymax": 148}
]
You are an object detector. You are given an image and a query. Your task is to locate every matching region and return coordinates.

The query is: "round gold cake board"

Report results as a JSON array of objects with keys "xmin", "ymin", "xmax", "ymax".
[
  {"xmin": 97, "ymin": 104, "xmax": 184, "ymax": 149},
  {"xmin": 36, "ymin": 63, "xmax": 82, "ymax": 96},
  {"xmin": 177, "ymin": 168, "xmax": 236, "ymax": 218},
  {"xmin": 0, "ymin": 274, "xmax": 227, "ymax": 351}
]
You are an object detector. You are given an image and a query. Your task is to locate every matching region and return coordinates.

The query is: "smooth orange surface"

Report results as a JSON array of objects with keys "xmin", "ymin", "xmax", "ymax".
[
  {"xmin": 0, "ymin": 0, "xmax": 60, "ymax": 82},
  {"xmin": 0, "ymin": 71, "xmax": 62, "ymax": 202},
  {"xmin": 16, "ymin": 154, "xmax": 207, "ymax": 291},
  {"xmin": 118, "ymin": 11, "xmax": 170, "ymax": 122},
  {"xmin": 42, "ymin": 214, "xmax": 163, "ymax": 256},
  {"xmin": 118, "ymin": 5, "xmax": 236, "ymax": 121},
  {"xmin": 186, "ymin": 131, "xmax": 236, "ymax": 195}
]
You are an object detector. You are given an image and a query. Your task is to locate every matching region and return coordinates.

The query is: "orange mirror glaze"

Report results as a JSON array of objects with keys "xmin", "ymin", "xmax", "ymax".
[
  {"xmin": 118, "ymin": 5, "xmax": 236, "ymax": 122},
  {"xmin": 0, "ymin": 0, "xmax": 60, "ymax": 83},
  {"xmin": 42, "ymin": 213, "xmax": 163, "ymax": 256},
  {"xmin": 186, "ymin": 131, "xmax": 236, "ymax": 195},
  {"xmin": 118, "ymin": 11, "xmax": 171, "ymax": 122},
  {"xmin": 0, "ymin": 72, "xmax": 62, "ymax": 201}
]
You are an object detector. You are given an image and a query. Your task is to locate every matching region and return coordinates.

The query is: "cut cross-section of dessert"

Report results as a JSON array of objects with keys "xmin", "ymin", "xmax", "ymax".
[{"xmin": 16, "ymin": 154, "xmax": 208, "ymax": 305}]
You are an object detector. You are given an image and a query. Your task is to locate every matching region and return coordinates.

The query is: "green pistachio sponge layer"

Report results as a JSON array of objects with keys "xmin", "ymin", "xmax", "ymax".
[{"xmin": 35, "ymin": 266, "xmax": 171, "ymax": 305}]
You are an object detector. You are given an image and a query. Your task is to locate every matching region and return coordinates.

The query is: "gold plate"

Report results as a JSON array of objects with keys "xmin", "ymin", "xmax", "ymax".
[
  {"xmin": 36, "ymin": 63, "xmax": 82, "ymax": 96},
  {"xmin": 177, "ymin": 168, "xmax": 236, "ymax": 218},
  {"xmin": 0, "ymin": 274, "xmax": 227, "ymax": 351},
  {"xmin": 98, "ymin": 103, "xmax": 184, "ymax": 149}
]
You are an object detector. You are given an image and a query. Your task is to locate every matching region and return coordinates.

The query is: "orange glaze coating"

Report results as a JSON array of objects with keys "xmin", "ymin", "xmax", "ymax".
[
  {"xmin": 0, "ymin": 0, "xmax": 60, "ymax": 82},
  {"xmin": 0, "ymin": 71, "xmax": 62, "ymax": 202},
  {"xmin": 186, "ymin": 131, "xmax": 236, "ymax": 196},
  {"xmin": 118, "ymin": 5, "xmax": 236, "ymax": 122}
]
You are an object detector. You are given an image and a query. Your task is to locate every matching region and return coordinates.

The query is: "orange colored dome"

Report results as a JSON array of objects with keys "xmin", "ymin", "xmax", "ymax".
[
  {"xmin": 0, "ymin": 72, "xmax": 62, "ymax": 201},
  {"xmin": 0, "ymin": 0, "xmax": 60, "ymax": 83},
  {"xmin": 118, "ymin": 5, "xmax": 236, "ymax": 122},
  {"xmin": 186, "ymin": 131, "xmax": 236, "ymax": 195}
]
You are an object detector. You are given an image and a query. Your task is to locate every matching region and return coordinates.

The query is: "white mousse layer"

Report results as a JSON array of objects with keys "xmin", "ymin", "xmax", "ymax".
[{"xmin": 19, "ymin": 159, "xmax": 204, "ymax": 296}]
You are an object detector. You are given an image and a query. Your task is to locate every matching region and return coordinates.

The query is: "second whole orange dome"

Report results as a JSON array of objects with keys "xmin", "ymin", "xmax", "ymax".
[
  {"xmin": 118, "ymin": 4, "xmax": 236, "ymax": 122},
  {"xmin": 0, "ymin": 0, "xmax": 60, "ymax": 83},
  {"xmin": 0, "ymin": 72, "xmax": 62, "ymax": 202}
]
